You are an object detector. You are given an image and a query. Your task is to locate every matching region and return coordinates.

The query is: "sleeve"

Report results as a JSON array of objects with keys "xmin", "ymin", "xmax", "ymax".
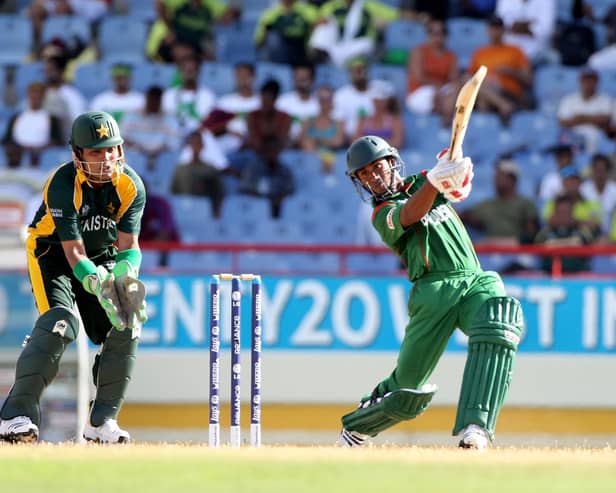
[
  {"xmin": 45, "ymin": 172, "xmax": 81, "ymax": 241},
  {"xmin": 117, "ymin": 173, "xmax": 146, "ymax": 235},
  {"xmin": 254, "ymin": 6, "xmax": 279, "ymax": 45},
  {"xmin": 371, "ymin": 201, "xmax": 406, "ymax": 247}
]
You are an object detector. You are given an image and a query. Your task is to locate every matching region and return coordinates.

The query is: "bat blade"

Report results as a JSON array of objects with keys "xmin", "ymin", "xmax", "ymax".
[{"xmin": 447, "ymin": 65, "xmax": 487, "ymax": 161}]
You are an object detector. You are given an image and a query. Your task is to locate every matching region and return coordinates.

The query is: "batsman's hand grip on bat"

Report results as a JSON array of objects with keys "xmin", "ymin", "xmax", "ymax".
[{"xmin": 426, "ymin": 148, "xmax": 474, "ymax": 202}]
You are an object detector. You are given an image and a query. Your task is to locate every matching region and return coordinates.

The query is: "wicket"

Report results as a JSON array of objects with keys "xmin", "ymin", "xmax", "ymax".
[{"xmin": 208, "ymin": 273, "xmax": 262, "ymax": 448}]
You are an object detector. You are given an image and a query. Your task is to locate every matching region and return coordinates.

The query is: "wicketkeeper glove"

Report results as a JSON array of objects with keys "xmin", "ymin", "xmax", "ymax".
[
  {"xmin": 82, "ymin": 265, "xmax": 128, "ymax": 330},
  {"xmin": 113, "ymin": 260, "xmax": 147, "ymax": 330},
  {"xmin": 426, "ymin": 148, "xmax": 474, "ymax": 202}
]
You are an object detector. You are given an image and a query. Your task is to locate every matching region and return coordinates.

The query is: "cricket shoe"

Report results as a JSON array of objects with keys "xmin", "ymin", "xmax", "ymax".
[
  {"xmin": 339, "ymin": 428, "xmax": 369, "ymax": 447},
  {"xmin": 458, "ymin": 424, "xmax": 489, "ymax": 450},
  {"xmin": 83, "ymin": 419, "xmax": 130, "ymax": 444},
  {"xmin": 0, "ymin": 416, "xmax": 39, "ymax": 443}
]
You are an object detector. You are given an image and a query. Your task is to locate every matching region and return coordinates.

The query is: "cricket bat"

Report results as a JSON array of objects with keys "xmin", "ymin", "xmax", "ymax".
[{"xmin": 447, "ymin": 65, "xmax": 487, "ymax": 161}]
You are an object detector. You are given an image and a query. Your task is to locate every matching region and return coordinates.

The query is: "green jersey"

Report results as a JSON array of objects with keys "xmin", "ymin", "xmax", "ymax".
[
  {"xmin": 26, "ymin": 163, "xmax": 145, "ymax": 261},
  {"xmin": 372, "ymin": 174, "xmax": 480, "ymax": 281}
]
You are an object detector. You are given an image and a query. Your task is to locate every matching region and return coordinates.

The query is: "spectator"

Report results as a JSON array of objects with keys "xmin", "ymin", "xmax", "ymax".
[
  {"xmin": 333, "ymin": 57, "xmax": 376, "ymax": 139},
  {"xmin": 538, "ymin": 143, "xmax": 577, "ymax": 203},
  {"xmin": 459, "ymin": 158, "xmax": 539, "ymax": 244},
  {"xmin": 2, "ymin": 82, "xmax": 64, "ymax": 167},
  {"xmin": 215, "ymin": 62, "xmax": 261, "ymax": 154},
  {"xmin": 90, "ymin": 64, "xmax": 145, "ymax": 125},
  {"xmin": 162, "ymin": 55, "xmax": 216, "ymax": 133},
  {"xmin": 354, "ymin": 80, "xmax": 404, "ymax": 149},
  {"xmin": 276, "ymin": 64, "xmax": 319, "ymax": 144},
  {"xmin": 121, "ymin": 86, "xmax": 182, "ymax": 169},
  {"xmin": 405, "ymin": 18, "xmax": 459, "ymax": 124},
  {"xmin": 495, "ymin": 0, "xmax": 556, "ymax": 64},
  {"xmin": 171, "ymin": 130, "xmax": 226, "ymax": 218},
  {"xmin": 146, "ymin": 0, "xmax": 239, "ymax": 62},
  {"xmin": 246, "ymin": 79, "xmax": 293, "ymax": 157},
  {"xmin": 309, "ymin": 0, "xmax": 399, "ymax": 67},
  {"xmin": 467, "ymin": 15, "xmax": 533, "ymax": 123},
  {"xmin": 542, "ymin": 165, "xmax": 603, "ymax": 236},
  {"xmin": 140, "ymin": 181, "xmax": 180, "ymax": 268},
  {"xmin": 558, "ymin": 67, "xmax": 612, "ymax": 155},
  {"xmin": 535, "ymin": 195, "xmax": 596, "ymax": 273},
  {"xmin": 239, "ymin": 136, "xmax": 296, "ymax": 218},
  {"xmin": 399, "ymin": 0, "xmax": 449, "ymax": 22},
  {"xmin": 41, "ymin": 56, "xmax": 87, "ymax": 141},
  {"xmin": 299, "ymin": 84, "xmax": 345, "ymax": 174},
  {"xmin": 580, "ymin": 153, "xmax": 616, "ymax": 234},
  {"xmin": 255, "ymin": 0, "xmax": 318, "ymax": 65}
]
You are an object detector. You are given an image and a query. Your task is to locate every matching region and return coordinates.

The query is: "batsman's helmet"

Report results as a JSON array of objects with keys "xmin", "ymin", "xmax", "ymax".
[
  {"xmin": 346, "ymin": 135, "xmax": 405, "ymax": 201},
  {"xmin": 70, "ymin": 111, "xmax": 125, "ymax": 184}
]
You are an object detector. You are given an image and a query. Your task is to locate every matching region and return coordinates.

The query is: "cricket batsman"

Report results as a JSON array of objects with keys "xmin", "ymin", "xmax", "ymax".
[
  {"xmin": 339, "ymin": 135, "xmax": 524, "ymax": 449},
  {"xmin": 0, "ymin": 111, "xmax": 147, "ymax": 444}
]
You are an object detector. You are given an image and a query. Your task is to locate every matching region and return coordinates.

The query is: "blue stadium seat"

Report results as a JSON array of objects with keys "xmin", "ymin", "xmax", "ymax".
[
  {"xmin": 200, "ymin": 62, "xmax": 235, "ymax": 96},
  {"xmin": 215, "ymin": 20, "xmax": 258, "ymax": 64},
  {"xmin": 315, "ymin": 64, "xmax": 349, "ymax": 90},
  {"xmin": 255, "ymin": 61, "xmax": 293, "ymax": 93},
  {"xmin": 585, "ymin": 0, "xmax": 614, "ymax": 19},
  {"xmin": 14, "ymin": 62, "xmax": 45, "ymax": 102},
  {"xmin": 447, "ymin": 17, "xmax": 489, "ymax": 69},
  {"xmin": 41, "ymin": 15, "xmax": 91, "ymax": 46},
  {"xmin": 168, "ymin": 251, "xmax": 233, "ymax": 272},
  {"xmin": 599, "ymin": 69, "xmax": 616, "ymax": 98},
  {"xmin": 403, "ymin": 111, "xmax": 449, "ymax": 152},
  {"xmin": 130, "ymin": 62, "xmax": 176, "ymax": 92},
  {"xmin": 534, "ymin": 65, "xmax": 579, "ymax": 115},
  {"xmin": 169, "ymin": 195, "xmax": 213, "ymax": 243},
  {"xmin": 98, "ymin": 16, "xmax": 148, "ymax": 64},
  {"xmin": 509, "ymin": 110, "xmax": 560, "ymax": 152},
  {"xmin": 38, "ymin": 146, "xmax": 73, "ymax": 171},
  {"xmin": 370, "ymin": 64, "xmax": 407, "ymax": 101},
  {"xmin": 127, "ymin": 0, "xmax": 158, "ymax": 22},
  {"xmin": 591, "ymin": 255, "xmax": 616, "ymax": 274},
  {"xmin": 0, "ymin": 15, "xmax": 32, "ymax": 65},
  {"xmin": 73, "ymin": 61, "xmax": 115, "ymax": 102},
  {"xmin": 346, "ymin": 253, "xmax": 401, "ymax": 274},
  {"xmin": 384, "ymin": 19, "xmax": 426, "ymax": 53},
  {"xmin": 463, "ymin": 113, "xmax": 503, "ymax": 162}
]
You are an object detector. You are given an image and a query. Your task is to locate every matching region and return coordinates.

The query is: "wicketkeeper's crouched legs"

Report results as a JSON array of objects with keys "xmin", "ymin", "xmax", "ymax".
[
  {"xmin": 453, "ymin": 297, "xmax": 524, "ymax": 440},
  {"xmin": 0, "ymin": 307, "xmax": 80, "ymax": 425},
  {"xmin": 89, "ymin": 328, "xmax": 139, "ymax": 426}
]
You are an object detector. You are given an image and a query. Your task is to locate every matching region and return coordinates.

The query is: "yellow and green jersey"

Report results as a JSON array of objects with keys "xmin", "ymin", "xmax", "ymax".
[
  {"xmin": 319, "ymin": 0, "xmax": 398, "ymax": 40},
  {"xmin": 27, "ymin": 163, "xmax": 145, "ymax": 262},
  {"xmin": 371, "ymin": 175, "xmax": 480, "ymax": 282},
  {"xmin": 254, "ymin": 2, "xmax": 318, "ymax": 46}
]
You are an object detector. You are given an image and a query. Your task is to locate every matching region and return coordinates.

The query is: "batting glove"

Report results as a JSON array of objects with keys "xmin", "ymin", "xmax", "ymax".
[{"xmin": 426, "ymin": 149, "xmax": 474, "ymax": 197}]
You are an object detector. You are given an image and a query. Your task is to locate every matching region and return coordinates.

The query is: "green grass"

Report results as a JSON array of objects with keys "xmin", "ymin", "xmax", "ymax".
[{"xmin": 1, "ymin": 444, "xmax": 615, "ymax": 493}]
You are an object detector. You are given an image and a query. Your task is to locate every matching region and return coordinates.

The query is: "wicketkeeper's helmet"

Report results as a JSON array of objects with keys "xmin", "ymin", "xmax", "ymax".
[
  {"xmin": 70, "ymin": 111, "xmax": 125, "ymax": 184},
  {"xmin": 346, "ymin": 135, "xmax": 405, "ymax": 201}
]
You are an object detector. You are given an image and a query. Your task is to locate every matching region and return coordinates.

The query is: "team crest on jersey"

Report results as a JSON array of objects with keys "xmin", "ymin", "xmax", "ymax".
[
  {"xmin": 107, "ymin": 202, "xmax": 115, "ymax": 214},
  {"xmin": 80, "ymin": 204, "xmax": 90, "ymax": 216},
  {"xmin": 386, "ymin": 209, "xmax": 395, "ymax": 230}
]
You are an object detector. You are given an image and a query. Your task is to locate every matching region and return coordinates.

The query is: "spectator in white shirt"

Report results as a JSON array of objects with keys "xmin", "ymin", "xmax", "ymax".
[
  {"xmin": 276, "ymin": 64, "xmax": 319, "ymax": 144},
  {"xmin": 538, "ymin": 143, "xmax": 576, "ymax": 203},
  {"xmin": 333, "ymin": 57, "xmax": 375, "ymax": 139},
  {"xmin": 557, "ymin": 67, "xmax": 612, "ymax": 155},
  {"xmin": 90, "ymin": 64, "xmax": 145, "ymax": 125},
  {"xmin": 162, "ymin": 55, "xmax": 216, "ymax": 133},
  {"xmin": 495, "ymin": 0, "xmax": 556, "ymax": 64}
]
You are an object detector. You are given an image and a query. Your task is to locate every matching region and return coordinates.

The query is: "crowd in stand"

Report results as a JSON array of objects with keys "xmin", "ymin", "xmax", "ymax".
[{"xmin": 2, "ymin": 0, "xmax": 616, "ymax": 273}]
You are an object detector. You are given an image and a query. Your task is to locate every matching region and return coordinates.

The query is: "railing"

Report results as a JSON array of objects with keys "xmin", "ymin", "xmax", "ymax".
[{"xmin": 140, "ymin": 241, "xmax": 616, "ymax": 278}]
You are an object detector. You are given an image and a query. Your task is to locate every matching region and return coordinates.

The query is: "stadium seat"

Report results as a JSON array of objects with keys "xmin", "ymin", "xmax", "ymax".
[
  {"xmin": 383, "ymin": 19, "xmax": 426, "ymax": 54},
  {"xmin": 215, "ymin": 20, "xmax": 258, "ymax": 64},
  {"xmin": 255, "ymin": 62, "xmax": 293, "ymax": 93},
  {"xmin": 447, "ymin": 17, "xmax": 489, "ymax": 69},
  {"xmin": 14, "ymin": 62, "xmax": 45, "ymax": 101},
  {"xmin": 534, "ymin": 65, "xmax": 579, "ymax": 115},
  {"xmin": 130, "ymin": 62, "xmax": 176, "ymax": 92},
  {"xmin": 509, "ymin": 110, "xmax": 560, "ymax": 152},
  {"xmin": 370, "ymin": 64, "xmax": 408, "ymax": 101},
  {"xmin": 73, "ymin": 61, "xmax": 115, "ymax": 101},
  {"xmin": 200, "ymin": 62, "xmax": 235, "ymax": 96},
  {"xmin": 169, "ymin": 195, "xmax": 213, "ymax": 243},
  {"xmin": 41, "ymin": 15, "xmax": 91, "ymax": 46},
  {"xmin": 127, "ymin": 0, "xmax": 158, "ymax": 22},
  {"xmin": 315, "ymin": 64, "xmax": 349, "ymax": 90},
  {"xmin": 98, "ymin": 16, "xmax": 148, "ymax": 64},
  {"xmin": 402, "ymin": 111, "xmax": 449, "ymax": 152},
  {"xmin": 346, "ymin": 253, "xmax": 401, "ymax": 274},
  {"xmin": 38, "ymin": 146, "xmax": 73, "ymax": 171},
  {"xmin": 0, "ymin": 15, "xmax": 32, "ymax": 65},
  {"xmin": 168, "ymin": 251, "xmax": 233, "ymax": 272}
]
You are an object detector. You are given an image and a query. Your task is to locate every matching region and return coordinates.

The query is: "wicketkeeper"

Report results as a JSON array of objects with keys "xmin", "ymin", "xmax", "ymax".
[
  {"xmin": 339, "ymin": 135, "xmax": 524, "ymax": 449},
  {"xmin": 0, "ymin": 111, "xmax": 147, "ymax": 444}
]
